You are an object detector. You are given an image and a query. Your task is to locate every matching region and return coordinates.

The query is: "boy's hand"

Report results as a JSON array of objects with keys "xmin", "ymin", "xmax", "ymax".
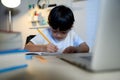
[
  {"xmin": 63, "ymin": 46, "xmax": 77, "ymax": 53},
  {"xmin": 46, "ymin": 43, "xmax": 58, "ymax": 53}
]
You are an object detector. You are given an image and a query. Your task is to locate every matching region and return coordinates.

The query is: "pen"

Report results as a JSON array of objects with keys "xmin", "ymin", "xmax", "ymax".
[{"xmin": 26, "ymin": 52, "xmax": 39, "ymax": 55}]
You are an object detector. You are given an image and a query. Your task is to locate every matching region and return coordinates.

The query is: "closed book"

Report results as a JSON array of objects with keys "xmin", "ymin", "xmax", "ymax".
[{"xmin": 0, "ymin": 30, "xmax": 23, "ymax": 51}]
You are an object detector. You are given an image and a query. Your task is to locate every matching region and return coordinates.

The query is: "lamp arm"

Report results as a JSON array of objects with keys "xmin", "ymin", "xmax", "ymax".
[{"xmin": 8, "ymin": 10, "xmax": 12, "ymax": 31}]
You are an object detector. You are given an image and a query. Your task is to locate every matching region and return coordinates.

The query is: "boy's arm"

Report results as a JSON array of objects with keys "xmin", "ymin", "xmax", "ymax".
[
  {"xmin": 24, "ymin": 42, "xmax": 58, "ymax": 52},
  {"xmin": 77, "ymin": 42, "xmax": 89, "ymax": 53},
  {"xmin": 24, "ymin": 42, "xmax": 47, "ymax": 52},
  {"xmin": 63, "ymin": 42, "xmax": 89, "ymax": 53}
]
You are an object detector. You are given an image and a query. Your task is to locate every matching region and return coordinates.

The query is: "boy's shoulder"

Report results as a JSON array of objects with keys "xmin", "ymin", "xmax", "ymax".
[
  {"xmin": 42, "ymin": 27, "xmax": 50, "ymax": 33},
  {"xmin": 69, "ymin": 29, "xmax": 76, "ymax": 35},
  {"xmin": 68, "ymin": 29, "xmax": 81, "ymax": 38}
]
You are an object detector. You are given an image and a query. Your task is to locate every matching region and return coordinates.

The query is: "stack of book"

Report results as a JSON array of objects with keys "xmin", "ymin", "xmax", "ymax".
[
  {"xmin": 0, "ymin": 49, "xmax": 28, "ymax": 73},
  {"xmin": 0, "ymin": 31, "xmax": 28, "ymax": 73}
]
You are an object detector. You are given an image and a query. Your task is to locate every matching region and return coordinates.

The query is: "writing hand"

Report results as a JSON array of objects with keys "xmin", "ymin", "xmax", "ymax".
[{"xmin": 46, "ymin": 43, "xmax": 58, "ymax": 53}]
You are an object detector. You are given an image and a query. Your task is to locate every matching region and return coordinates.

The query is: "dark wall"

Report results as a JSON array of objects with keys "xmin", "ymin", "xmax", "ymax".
[{"xmin": 0, "ymin": 0, "xmax": 8, "ymax": 31}]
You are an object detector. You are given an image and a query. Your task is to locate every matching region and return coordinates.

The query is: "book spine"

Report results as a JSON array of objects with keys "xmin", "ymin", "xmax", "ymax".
[
  {"xmin": 0, "ymin": 64, "xmax": 28, "ymax": 73},
  {"xmin": 0, "ymin": 49, "xmax": 28, "ymax": 55}
]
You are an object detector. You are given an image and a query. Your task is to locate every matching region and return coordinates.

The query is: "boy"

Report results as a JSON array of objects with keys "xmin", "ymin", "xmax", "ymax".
[{"xmin": 25, "ymin": 5, "xmax": 89, "ymax": 53}]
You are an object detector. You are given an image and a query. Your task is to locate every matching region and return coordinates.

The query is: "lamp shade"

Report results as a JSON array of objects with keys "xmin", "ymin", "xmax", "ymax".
[{"xmin": 1, "ymin": 0, "xmax": 21, "ymax": 8}]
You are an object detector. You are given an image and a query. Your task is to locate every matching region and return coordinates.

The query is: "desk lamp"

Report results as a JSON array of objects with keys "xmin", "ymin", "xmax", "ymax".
[
  {"xmin": 1, "ymin": 0, "xmax": 21, "ymax": 31},
  {"xmin": 0, "ymin": 0, "xmax": 22, "ymax": 51}
]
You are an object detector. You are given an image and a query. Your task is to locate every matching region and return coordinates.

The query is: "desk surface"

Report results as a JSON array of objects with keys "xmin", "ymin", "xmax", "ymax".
[{"xmin": 1, "ymin": 56, "xmax": 120, "ymax": 80}]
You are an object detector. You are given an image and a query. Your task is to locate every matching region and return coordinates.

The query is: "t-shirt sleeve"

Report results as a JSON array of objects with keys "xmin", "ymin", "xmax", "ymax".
[
  {"xmin": 72, "ymin": 30, "xmax": 84, "ymax": 46},
  {"xmin": 30, "ymin": 34, "xmax": 45, "ymax": 45}
]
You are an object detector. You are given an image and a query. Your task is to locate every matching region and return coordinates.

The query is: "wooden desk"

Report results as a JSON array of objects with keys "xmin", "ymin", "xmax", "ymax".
[{"xmin": 1, "ymin": 56, "xmax": 120, "ymax": 80}]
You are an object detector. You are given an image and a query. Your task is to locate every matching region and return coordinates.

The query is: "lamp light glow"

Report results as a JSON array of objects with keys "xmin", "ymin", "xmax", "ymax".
[{"xmin": 1, "ymin": 0, "xmax": 21, "ymax": 8}]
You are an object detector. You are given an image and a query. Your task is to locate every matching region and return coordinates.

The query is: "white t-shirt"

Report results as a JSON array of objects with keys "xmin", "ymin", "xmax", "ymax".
[{"xmin": 31, "ymin": 28, "xmax": 84, "ymax": 53}]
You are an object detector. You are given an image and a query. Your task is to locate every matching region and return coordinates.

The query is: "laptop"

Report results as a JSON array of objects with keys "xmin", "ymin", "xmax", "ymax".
[{"xmin": 58, "ymin": 0, "xmax": 120, "ymax": 72}]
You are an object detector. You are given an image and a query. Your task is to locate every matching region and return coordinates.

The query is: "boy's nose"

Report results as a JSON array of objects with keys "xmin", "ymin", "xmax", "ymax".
[
  {"xmin": 56, "ymin": 33, "xmax": 62, "ymax": 38},
  {"xmin": 56, "ymin": 33, "xmax": 61, "ymax": 37}
]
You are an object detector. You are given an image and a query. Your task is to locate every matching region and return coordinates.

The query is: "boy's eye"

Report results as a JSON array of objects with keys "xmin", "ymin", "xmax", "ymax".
[
  {"xmin": 52, "ymin": 30, "xmax": 57, "ymax": 33},
  {"xmin": 61, "ymin": 32, "xmax": 67, "ymax": 34},
  {"xmin": 52, "ymin": 30, "xmax": 67, "ymax": 34}
]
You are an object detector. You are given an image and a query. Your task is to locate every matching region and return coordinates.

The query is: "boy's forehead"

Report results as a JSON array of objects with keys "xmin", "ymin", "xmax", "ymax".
[{"xmin": 51, "ymin": 28, "xmax": 70, "ymax": 32}]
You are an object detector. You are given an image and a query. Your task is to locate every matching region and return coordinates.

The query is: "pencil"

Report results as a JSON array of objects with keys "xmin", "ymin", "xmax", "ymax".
[{"xmin": 37, "ymin": 29, "xmax": 51, "ymax": 44}]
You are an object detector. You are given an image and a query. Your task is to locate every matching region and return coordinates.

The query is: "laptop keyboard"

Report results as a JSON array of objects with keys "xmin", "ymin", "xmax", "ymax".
[{"xmin": 80, "ymin": 56, "xmax": 92, "ymax": 61}]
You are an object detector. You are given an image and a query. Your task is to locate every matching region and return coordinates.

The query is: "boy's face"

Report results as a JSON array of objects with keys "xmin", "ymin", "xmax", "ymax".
[{"xmin": 50, "ymin": 28, "xmax": 70, "ymax": 41}]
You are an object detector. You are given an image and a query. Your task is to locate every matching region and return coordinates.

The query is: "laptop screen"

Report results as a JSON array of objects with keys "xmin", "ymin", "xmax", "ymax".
[{"xmin": 91, "ymin": 0, "xmax": 120, "ymax": 70}]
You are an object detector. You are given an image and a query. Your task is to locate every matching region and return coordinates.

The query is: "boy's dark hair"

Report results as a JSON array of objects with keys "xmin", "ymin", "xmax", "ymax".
[{"xmin": 48, "ymin": 5, "xmax": 75, "ymax": 31}]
